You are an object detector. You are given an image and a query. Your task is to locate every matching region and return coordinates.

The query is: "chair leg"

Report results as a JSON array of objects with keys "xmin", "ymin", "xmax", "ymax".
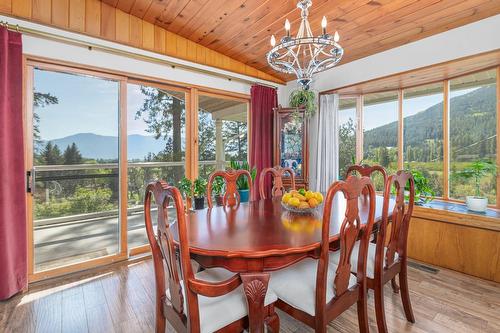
[
  {"xmin": 399, "ymin": 264, "xmax": 415, "ymax": 323},
  {"xmin": 265, "ymin": 305, "xmax": 280, "ymax": 333},
  {"xmin": 357, "ymin": 290, "xmax": 369, "ymax": 333},
  {"xmin": 391, "ymin": 277, "xmax": 400, "ymax": 294},
  {"xmin": 374, "ymin": 281, "xmax": 389, "ymax": 333}
]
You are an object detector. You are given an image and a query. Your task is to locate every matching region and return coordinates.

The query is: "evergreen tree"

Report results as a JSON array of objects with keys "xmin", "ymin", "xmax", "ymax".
[
  {"xmin": 379, "ymin": 147, "xmax": 390, "ymax": 168},
  {"xmin": 41, "ymin": 142, "xmax": 63, "ymax": 165},
  {"xmin": 63, "ymin": 142, "xmax": 83, "ymax": 165}
]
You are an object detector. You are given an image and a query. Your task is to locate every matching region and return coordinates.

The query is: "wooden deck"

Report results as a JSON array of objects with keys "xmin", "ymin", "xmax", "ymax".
[{"xmin": 1, "ymin": 258, "xmax": 499, "ymax": 332}]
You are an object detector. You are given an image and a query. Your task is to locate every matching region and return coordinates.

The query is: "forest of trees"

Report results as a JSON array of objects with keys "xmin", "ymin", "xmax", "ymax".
[{"xmin": 340, "ymin": 85, "xmax": 497, "ymax": 200}]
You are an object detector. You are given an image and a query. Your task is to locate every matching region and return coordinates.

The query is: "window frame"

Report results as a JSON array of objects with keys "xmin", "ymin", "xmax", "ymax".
[{"xmin": 325, "ymin": 65, "xmax": 500, "ymax": 209}]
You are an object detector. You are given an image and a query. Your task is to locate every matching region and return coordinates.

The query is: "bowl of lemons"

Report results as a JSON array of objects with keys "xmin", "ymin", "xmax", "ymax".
[{"xmin": 281, "ymin": 188, "xmax": 323, "ymax": 214}]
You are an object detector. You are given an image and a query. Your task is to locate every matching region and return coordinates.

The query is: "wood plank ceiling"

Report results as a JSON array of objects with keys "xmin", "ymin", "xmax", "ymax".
[{"xmin": 100, "ymin": 0, "xmax": 500, "ymax": 81}]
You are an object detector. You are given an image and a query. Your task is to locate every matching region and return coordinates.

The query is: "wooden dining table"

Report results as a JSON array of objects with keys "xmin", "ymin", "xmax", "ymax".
[{"xmin": 172, "ymin": 194, "xmax": 391, "ymax": 333}]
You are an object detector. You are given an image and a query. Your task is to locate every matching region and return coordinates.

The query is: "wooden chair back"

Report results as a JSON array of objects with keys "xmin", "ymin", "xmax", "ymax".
[
  {"xmin": 316, "ymin": 176, "xmax": 376, "ymax": 316},
  {"xmin": 375, "ymin": 170, "xmax": 415, "ymax": 274},
  {"xmin": 144, "ymin": 181, "xmax": 242, "ymax": 333},
  {"xmin": 206, "ymin": 169, "xmax": 253, "ymax": 208},
  {"xmin": 259, "ymin": 166, "xmax": 296, "ymax": 199},
  {"xmin": 345, "ymin": 164, "xmax": 388, "ymax": 190}
]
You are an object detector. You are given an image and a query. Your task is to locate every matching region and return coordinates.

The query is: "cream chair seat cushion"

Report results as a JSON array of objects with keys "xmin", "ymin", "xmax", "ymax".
[
  {"xmin": 269, "ymin": 258, "xmax": 357, "ymax": 316},
  {"xmin": 167, "ymin": 267, "xmax": 277, "ymax": 333},
  {"xmin": 330, "ymin": 242, "xmax": 399, "ymax": 279}
]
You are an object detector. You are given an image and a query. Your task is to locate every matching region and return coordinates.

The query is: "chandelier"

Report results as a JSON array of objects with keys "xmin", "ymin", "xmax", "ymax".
[{"xmin": 266, "ymin": 0, "xmax": 344, "ymax": 90}]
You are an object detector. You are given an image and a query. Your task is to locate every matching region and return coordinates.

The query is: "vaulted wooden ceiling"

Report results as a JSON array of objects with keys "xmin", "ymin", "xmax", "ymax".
[{"xmin": 100, "ymin": 0, "xmax": 500, "ymax": 81}]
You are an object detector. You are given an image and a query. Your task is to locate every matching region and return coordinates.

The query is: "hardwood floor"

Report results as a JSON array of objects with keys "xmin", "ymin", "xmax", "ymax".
[{"xmin": 1, "ymin": 258, "xmax": 499, "ymax": 333}]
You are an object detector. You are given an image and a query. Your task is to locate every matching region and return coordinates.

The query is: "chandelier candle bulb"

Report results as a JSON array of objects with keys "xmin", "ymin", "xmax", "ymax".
[
  {"xmin": 334, "ymin": 31, "xmax": 340, "ymax": 42},
  {"xmin": 321, "ymin": 16, "xmax": 327, "ymax": 35},
  {"xmin": 270, "ymin": 35, "xmax": 276, "ymax": 47},
  {"xmin": 285, "ymin": 19, "xmax": 291, "ymax": 37}
]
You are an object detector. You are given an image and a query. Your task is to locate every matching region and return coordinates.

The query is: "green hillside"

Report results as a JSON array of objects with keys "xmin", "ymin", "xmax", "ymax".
[{"xmin": 363, "ymin": 85, "xmax": 496, "ymax": 162}]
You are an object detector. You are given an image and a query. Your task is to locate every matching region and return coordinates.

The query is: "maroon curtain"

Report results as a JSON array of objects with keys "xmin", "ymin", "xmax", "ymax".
[
  {"xmin": 0, "ymin": 27, "xmax": 27, "ymax": 300},
  {"xmin": 250, "ymin": 85, "xmax": 277, "ymax": 200}
]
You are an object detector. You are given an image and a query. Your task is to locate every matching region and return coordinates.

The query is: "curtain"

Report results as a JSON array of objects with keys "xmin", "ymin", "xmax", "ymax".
[
  {"xmin": 0, "ymin": 27, "xmax": 27, "ymax": 300},
  {"xmin": 249, "ymin": 85, "xmax": 277, "ymax": 200},
  {"xmin": 310, "ymin": 93, "xmax": 339, "ymax": 193}
]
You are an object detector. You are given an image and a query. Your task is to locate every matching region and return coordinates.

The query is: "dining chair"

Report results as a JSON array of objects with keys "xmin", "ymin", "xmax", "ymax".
[
  {"xmin": 144, "ymin": 180, "xmax": 279, "ymax": 333},
  {"xmin": 270, "ymin": 176, "xmax": 376, "ymax": 333},
  {"xmin": 331, "ymin": 170, "xmax": 416, "ymax": 333},
  {"xmin": 259, "ymin": 166, "xmax": 296, "ymax": 199},
  {"xmin": 345, "ymin": 164, "xmax": 388, "ymax": 189},
  {"xmin": 206, "ymin": 169, "xmax": 253, "ymax": 208},
  {"xmin": 346, "ymin": 164, "xmax": 388, "ymax": 243}
]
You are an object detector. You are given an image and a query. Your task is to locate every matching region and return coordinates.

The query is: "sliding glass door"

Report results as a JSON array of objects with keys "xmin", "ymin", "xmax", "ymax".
[
  {"xmin": 127, "ymin": 82, "xmax": 187, "ymax": 250},
  {"xmin": 29, "ymin": 65, "xmax": 124, "ymax": 275},
  {"xmin": 26, "ymin": 61, "xmax": 250, "ymax": 280}
]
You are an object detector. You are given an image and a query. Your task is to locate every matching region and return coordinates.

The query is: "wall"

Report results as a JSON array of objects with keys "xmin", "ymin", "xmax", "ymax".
[
  {"xmin": 0, "ymin": 15, "xmax": 284, "ymax": 96},
  {"xmin": 0, "ymin": 0, "xmax": 283, "ymax": 83},
  {"xmin": 278, "ymin": 14, "xmax": 500, "ymax": 105}
]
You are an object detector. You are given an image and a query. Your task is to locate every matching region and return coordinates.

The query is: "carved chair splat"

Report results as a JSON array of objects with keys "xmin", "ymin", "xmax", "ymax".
[
  {"xmin": 259, "ymin": 166, "xmax": 296, "ymax": 199},
  {"xmin": 270, "ymin": 176, "xmax": 376, "ymax": 333},
  {"xmin": 207, "ymin": 169, "xmax": 253, "ymax": 208},
  {"xmin": 144, "ymin": 180, "xmax": 279, "ymax": 333}
]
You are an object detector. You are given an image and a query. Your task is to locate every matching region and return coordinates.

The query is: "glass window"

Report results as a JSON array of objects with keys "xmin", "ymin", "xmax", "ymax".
[
  {"xmin": 450, "ymin": 69, "xmax": 497, "ymax": 204},
  {"xmin": 338, "ymin": 97, "xmax": 358, "ymax": 179},
  {"xmin": 363, "ymin": 91, "xmax": 399, "ymax": 190},
  {"xmin": 127, "ymin": 83, "xmax": 186, "ymax": 248},
  {"xmin": 403, "ymin": 83, "xmax": 444, "ymax": 196},
  {"xmin": 32, "ymin": 68, "xmax": 120, "ymax": 272},
  {"xmin": 197, "ymin": 94, "xmax": 248, "ymax": 179}
]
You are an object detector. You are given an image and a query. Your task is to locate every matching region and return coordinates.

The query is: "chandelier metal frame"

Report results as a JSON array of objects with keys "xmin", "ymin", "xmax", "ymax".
[{"xmin": 266, "ymin": 0, "xmax": 344, "ymax": 90}]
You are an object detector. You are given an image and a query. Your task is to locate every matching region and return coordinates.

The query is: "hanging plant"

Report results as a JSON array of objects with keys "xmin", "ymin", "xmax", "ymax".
[{"xmin": 289, "ymin": 89, "xmax": 316, "ymax": 118}]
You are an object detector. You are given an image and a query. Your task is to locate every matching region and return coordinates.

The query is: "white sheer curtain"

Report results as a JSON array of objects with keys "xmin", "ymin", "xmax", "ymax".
[{"xmin": 309, "ymin": 93, "xmax": 339, "ymax": 192}]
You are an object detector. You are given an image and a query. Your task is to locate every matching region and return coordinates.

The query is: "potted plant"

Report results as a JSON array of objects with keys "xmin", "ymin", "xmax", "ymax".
[
  {"xmin": 193, "ymin": 177, "xmax": 207, "ymax": 210},
  {"xmin": 211, "ymin": 176, "xmax": 225, "ymax": 206},
  {"xmin": 178, "ymin": 177, "xmax": 193, "ymax": 199},
  {"xmin": 229, "ymin": 159, "xmax": 257, "ymax": 203},
  {"xmin": 453, "ymin": 160, "xmax": 495, "ymax": 212},
  {"xmin": 409, "ymin": 170, "xmax": 435, "ymax": 205},
  {"xmin": 289, "ymin": 89, "xmax": 316, "ymax": 118}
]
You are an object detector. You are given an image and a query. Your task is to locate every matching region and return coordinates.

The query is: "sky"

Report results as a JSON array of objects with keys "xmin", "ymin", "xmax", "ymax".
[{"xmin": 35, "ymin": 70, "xmax": 159, "ymax": 140}]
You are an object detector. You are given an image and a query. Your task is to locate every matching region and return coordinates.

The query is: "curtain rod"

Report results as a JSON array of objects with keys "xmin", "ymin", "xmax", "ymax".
[{"xmin": 0, "ymin": 19, "xmax": 279, "ymax": 90}]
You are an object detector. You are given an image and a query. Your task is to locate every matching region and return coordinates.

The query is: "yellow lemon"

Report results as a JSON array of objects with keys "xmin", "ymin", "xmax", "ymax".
[
  {"xmin": 314, "ymin": 192, "xmax": 324, "ymax": 203},
  {"xmin": 298, "ymin": 201, "xmax": 310, "ymax": 209},
  {"xmin": 282, "ymin": 193, "xmax": 292, "ymax": 203},
  {"xmin": 305, "ymin": 191, "xmax": 314, "ymax": 200},
  {"xmin": 288, "ymin": 197, "xmax": 300, "ymax": 207},
  {"xmin": 308, "ymin": 197, "xmax": 319, "ymax": 208},
  {"xmin": 295, "ymin": 193, "xmax": 307, "ymax": 201}
]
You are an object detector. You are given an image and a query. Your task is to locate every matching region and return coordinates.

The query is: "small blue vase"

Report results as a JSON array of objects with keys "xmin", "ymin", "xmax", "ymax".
[{"xmin": 238, "ymin": 189, "xmax": 250, "ymax": 203}]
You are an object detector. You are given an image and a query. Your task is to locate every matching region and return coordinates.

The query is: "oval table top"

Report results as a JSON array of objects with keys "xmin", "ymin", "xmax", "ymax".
[{"xmin": 172, "ymin": 194, "xmax": 391, "ymax": 258}]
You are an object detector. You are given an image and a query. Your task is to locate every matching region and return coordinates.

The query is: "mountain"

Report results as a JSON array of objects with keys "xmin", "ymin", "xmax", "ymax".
[
  {"xmin": 363, "ymin": 85, "xmax": 496, "ymax": 161},
  {"xmin": 45, "ymin": 133, "xmax": 167, "ymax": 160}
]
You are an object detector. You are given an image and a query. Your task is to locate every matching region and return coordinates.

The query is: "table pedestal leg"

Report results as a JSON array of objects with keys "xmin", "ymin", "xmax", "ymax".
[{"xmin": 241, "ymin": 272, "xmax": 270, "ymax": 333}]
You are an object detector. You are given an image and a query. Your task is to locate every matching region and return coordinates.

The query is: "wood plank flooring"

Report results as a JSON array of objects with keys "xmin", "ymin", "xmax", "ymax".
[{"xmin": 1, "ymin": 258, "xmax": 499, "ymax": 332}]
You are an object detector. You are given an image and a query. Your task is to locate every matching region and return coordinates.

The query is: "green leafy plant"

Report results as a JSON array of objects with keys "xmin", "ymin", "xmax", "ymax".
[
  {"xmin": 406, "ymin": 169, "xmax": 435, "ymax": 204},
  {"xmin": 211, "ymin": 176, "xmax": 225, "ymax": 195},
  {"xmin": 229, "ymin": 159, "xmax": 257, "ymax": 190},
  {"xmin": 178, "ymin": 177, "xmax": 193, "ymax": 198},
  {"xmin": 289, "ymin": 89, "xmax": 316, "ymax": 117},
  {"xmin": 452, "ymin": 160, "xmax": 496, "ymax": 197},
  {"xmin": 193, "ymin": 177, "xmax": 207, "ymax": 198}
]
